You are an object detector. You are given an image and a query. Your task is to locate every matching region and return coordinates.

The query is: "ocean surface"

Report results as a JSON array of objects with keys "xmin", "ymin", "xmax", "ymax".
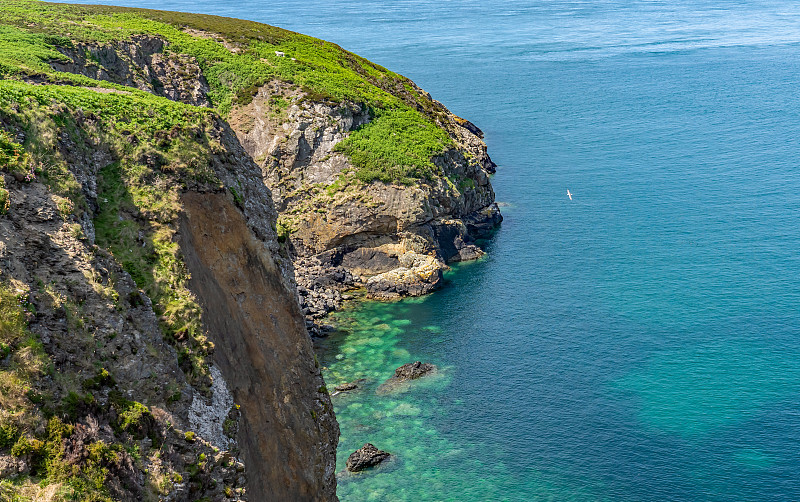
[{"xmin": 55, "ymin": 0, "xmax": 800, "ymax": 499}]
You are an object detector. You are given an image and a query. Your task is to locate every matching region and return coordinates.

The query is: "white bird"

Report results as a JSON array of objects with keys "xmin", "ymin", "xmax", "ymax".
[{"xmin": 567, "ymin": 189, "xmax": 572, "ymax": 201}]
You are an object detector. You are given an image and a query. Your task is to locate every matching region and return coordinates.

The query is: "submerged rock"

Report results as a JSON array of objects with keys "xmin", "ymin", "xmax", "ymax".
[
  {"xmin": 346, "ymin": 443, "xmax": 391, "ymax": 472},
  {"xmin": 334, "ymin": 378, "xmax": 366, "ymax": 393}
]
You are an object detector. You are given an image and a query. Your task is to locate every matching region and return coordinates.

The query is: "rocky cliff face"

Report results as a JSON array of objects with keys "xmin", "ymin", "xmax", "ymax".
[
  {"xmin": 0, "ymin": 81, "xmax": 336, "ymax": 501},
  {"xmin": 51, "ymin": 34, "xmax": 211, "ymax": 107},
  {"xmin": 229, "ymin": 80, "xmax": 501, "ymax": 325},
  {"xmin": 40, "ymin": 19, "xmax": 502, "ymax": 323}
]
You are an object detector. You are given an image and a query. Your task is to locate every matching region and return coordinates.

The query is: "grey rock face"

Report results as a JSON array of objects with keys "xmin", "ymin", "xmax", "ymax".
[{"xmin": 51, "ymin": 35, "xmax": 211, "ymax": 107}]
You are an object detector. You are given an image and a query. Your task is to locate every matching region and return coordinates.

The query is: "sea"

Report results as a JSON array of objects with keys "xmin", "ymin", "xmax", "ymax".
[{"xmin": 52, "ymin": 0, "xmax": 800, "ymax": 500}]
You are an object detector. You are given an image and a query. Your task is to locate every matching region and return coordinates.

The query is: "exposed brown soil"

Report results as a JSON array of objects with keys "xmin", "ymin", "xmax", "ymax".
[{"xmin": 179, "ymin": 191, "xmax": 338, "ymax": 501}]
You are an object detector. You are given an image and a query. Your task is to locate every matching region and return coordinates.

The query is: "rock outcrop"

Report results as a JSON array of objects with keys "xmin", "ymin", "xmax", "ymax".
[
  {"xmin": 345, "ymin": 443, "xmax": 391, "ymax": 472},
  {"xmin": 228, "ymin": 80, "xmax": 502, "ymax": 319},
  {"xmin": 51, "ymin": 34, "xmax": 211, "ymax": 107},
  {"xmin": 394, "ymin": 361, "xmax": 437, "ymax": 381},
  {"xmin": 376, "ymin": 361, "xmax": 437, "ymax": 394},
  {"xmin": 32, "ymin": 9, "xmax": 503, "ymax": 329},
  {"xmin": 333, "ymin": 379, "xmax": 366, "ymax": 394},
  {"xmin": 0, "ymin": 84, "xmax": 336, "ymax": 501}
]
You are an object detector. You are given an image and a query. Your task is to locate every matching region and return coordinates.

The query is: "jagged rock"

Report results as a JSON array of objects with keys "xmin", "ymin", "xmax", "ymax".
[
  {"xmin": 393, "ymin": 361, "xmax": 436, "ymax": 381},
  {"xmin": 463, "ymin": 202, "xmax": 504, "ymax": 238},
  {"xmin": 334, "ymin": 379, "xmax": 366, "ymax": 393},
  {"xmin": 365, "ymin": 252, "xmax": 443, "ymax": 299},
  {"xmin": 376, "ymin": 362, "xmax": 437, "ymax": 394},
  {"xmin": 0, "ymin": 456, "xmax": 26, "ymax": 478},
  {"xmin": 453, "ymin": 243, "xmax": 483, "ymax": 262},
  {"xmin": 52, "ymin": 35, "xmax": 211, "ymax": 107},
  {"xmin": 345, "ymin": 443, "xmax": 391, "ymax": 472}
]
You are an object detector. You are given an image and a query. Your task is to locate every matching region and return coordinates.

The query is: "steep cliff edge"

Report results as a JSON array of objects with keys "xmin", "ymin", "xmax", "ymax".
[
  {"xmin": 0, "ymin": 82, "xmax": 336, "ymax": 500},
  {"xmin": 3, "ymin": 0, "xmax": 503, "ymax": 321},
  {"xmin": 0, "ymin": 1, "xmax": 500, "ymax": 499}
]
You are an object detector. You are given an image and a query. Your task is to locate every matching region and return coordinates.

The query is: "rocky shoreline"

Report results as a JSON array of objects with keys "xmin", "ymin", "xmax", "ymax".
[{"xmin": 295, "ymin": 201, "xmax": 502, "ymax": 337}]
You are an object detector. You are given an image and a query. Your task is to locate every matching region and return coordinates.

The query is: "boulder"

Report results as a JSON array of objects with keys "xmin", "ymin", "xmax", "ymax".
[
  {"xmin": 345, "ymin": 443, "xmax": 391, "ymax": 472},
  {"xmin": 365, "ymin": 252, "xmax": 443, "ymax": 299},
  {"xmin": 334, "ymin": 378, "xmax": 366, "ymax": 393},
  {"xmin": 393, "ymin": 361, "xmax": 435, "ymax": 381},
  {"xmin": 376, "ymin": 361, "xmax": 437, "ymax": 394}
]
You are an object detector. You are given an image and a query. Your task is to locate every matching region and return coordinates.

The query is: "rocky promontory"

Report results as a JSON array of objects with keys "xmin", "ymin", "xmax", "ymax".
[{"xmin": 0, "ymin": 1, "xmax": 499, "ymax": 499}]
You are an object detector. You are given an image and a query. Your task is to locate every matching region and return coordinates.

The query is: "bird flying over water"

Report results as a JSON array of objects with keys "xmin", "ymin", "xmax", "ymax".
[{"xmin": 567, "ymin": 189, "xmax": 572, "ymax": 200}]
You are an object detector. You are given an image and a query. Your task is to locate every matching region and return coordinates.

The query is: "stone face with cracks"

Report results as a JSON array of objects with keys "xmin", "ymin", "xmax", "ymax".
[{"xmin": 226, "ymin": 80, "xmax": 503, "ymax": 325}]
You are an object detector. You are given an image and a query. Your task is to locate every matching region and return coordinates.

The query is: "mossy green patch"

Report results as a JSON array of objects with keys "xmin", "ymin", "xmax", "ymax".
[{"xmin": 335, "ymin": 108, "xmax": 453, "ymax": 185}]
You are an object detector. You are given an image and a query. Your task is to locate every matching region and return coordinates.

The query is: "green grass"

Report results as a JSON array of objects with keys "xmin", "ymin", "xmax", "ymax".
[
  {"xmin": 0, "ymin": 0, "xmax": 459, "ymax": 184},
  {"xmin": 1, "ymin": 80, "xmax": 220, "ymax": 391},
  {"xmin": 0, "ymin": 284, "xmax": 47, "ymax": 440},
  {"xmin": 335, "ymin": 108, "xmax": 453, "ymax": 184},
  {"xmin": 0, "ymin": 178, "xmax": 8, "ymax": 214}
]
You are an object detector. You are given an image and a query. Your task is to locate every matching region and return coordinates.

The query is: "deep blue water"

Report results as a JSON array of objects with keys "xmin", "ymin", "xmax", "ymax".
[{"xmin": 57, "ymin": 0, "xmax": 800, "ymax": 499}]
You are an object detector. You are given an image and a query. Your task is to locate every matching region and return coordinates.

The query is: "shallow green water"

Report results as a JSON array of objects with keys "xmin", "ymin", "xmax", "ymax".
[{"xmin": 316, "ymin": 269, "xmax": 609, "ymax": 502}]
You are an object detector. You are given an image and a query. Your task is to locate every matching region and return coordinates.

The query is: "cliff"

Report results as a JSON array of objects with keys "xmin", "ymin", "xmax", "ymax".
[{"xmin": 0, "ymin": 1, "xmax": 500, "ymax": 500}]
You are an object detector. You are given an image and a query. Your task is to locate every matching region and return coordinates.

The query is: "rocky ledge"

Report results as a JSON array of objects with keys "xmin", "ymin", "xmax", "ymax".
[{"xmin": 228, "ymin": 82, "xmax": 503, "ymax": 326}]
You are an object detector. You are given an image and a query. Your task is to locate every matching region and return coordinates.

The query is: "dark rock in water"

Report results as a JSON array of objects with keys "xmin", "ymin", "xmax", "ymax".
[
  {"xmin": 334, "ymin": 379, "xmax": 366, "ymax": 393},
  {"xmin": 346, "ymin": 443, "xmax": 390, "ymax": 472},
  {"xmin": 376, "ymin": 361, "xmax": 437, "ymax": 394},
  {"xmin": 394, "ymin": 361, "xmax": 436, "ymax": 381}
]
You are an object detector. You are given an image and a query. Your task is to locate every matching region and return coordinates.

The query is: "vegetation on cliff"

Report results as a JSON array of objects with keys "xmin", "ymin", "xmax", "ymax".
[
  {"xmin": 0, "ymin": 282, "xmax": 155, "ymax": 501},
  {"xmin": 0, "ymin": 61, "xmax": 244, "ymax": 501},
  {"xmin": 0, "ymin": 81, "xmax": 219, "ymax": 390},
  {"xmin": 0, "ymin": 0, "xmax": 462, "ymax": 185}
]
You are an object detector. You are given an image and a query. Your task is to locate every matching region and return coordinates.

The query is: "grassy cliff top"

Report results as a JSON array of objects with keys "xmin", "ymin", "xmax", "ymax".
[{"xmin": 0, "ymin": 0, "xmax": 463, "ymax": 184}]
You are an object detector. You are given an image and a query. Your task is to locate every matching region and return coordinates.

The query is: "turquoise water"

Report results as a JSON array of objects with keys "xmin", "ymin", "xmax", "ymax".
[{"xmin": 59, "ymin": 0, "xmax": 800, "ymax": 499}]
